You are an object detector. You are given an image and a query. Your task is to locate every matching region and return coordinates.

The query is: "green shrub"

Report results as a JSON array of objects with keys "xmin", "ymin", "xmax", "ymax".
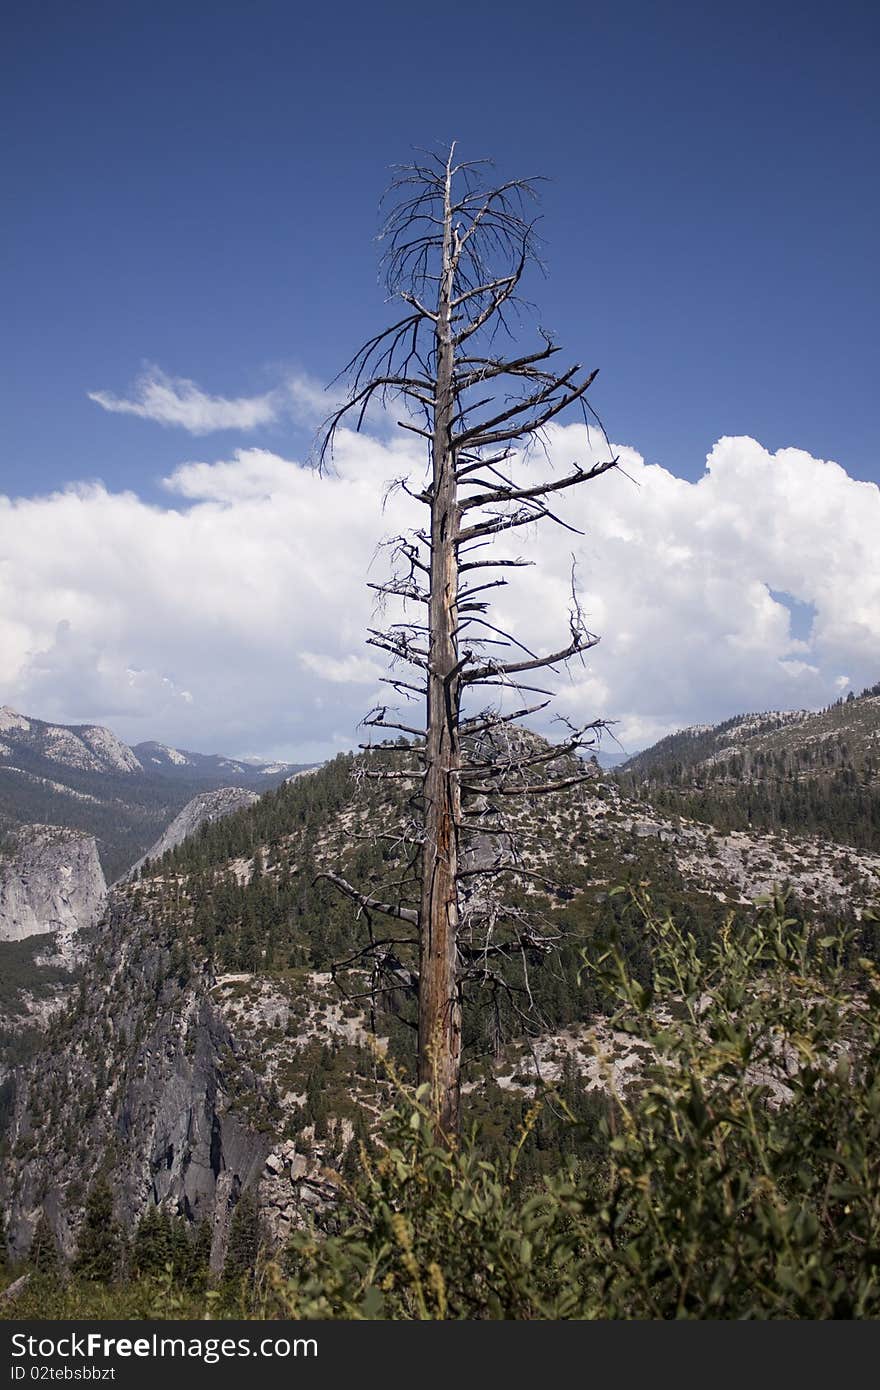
[
  {"xmin": 573, "ymin": 891, "xmax": 880, "ymax": 1317},
  {"xmin": 264, "ymin": 894, "xmax": 880, "ymax": 1319}
]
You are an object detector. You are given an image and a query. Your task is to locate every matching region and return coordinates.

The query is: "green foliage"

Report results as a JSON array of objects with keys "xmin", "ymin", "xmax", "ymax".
[
  {"xmin": 160, "ymin": 754, "xmax": 356, "ymax": 879},
  {"xmin": 618, "ymin": 684, "xmax": 880, "ymax": 851},
  {"xmin": 28, "ymin": 1211, "xmax": 61, "ymax": 1282},
  {"xmin": 643, "ymin": 777, "xmax": 880, "ymax": 853},
  {"xmin": 575, "ymin": 891, "xmax": 880, "ymax": 1317},
  {"xmin": 223, "ymin": 1190, "xmax": 263, "ymax": 1285},
  {"xmin": 132, "ymin": 1205, "xmax": 208, "ymax": 1287},
  {"xmin": 151, "ymin": 753, "xmax": 376, "ymax": 976},
  {"xmin": 72, "ymin": 1177, "xmax": 124, "ymax": 1283},
  {"xmin": 6, "ymin": 892, "xmax": 880, "ymax": 1319},
  {"xmin": 2, "ymin": 1272, "xmax": 213, "ymax": 1321},
  {"xmin": 276, "ymin": 1091, "xmax": 576, "ymax": 1319},
  {"xmin": 263, "ymin": 896, "xmax": 880, "ymax": 1319},
  {"xmin": 0, "ymin": 938, "xmax": 72, "ymax": 1014}
]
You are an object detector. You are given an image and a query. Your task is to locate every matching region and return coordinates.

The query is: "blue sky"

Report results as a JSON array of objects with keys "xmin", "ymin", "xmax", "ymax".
[
  {"xmin": 4, "ymin": 0, "xmax": 878, "ymax": 495},
  {"xmin": 1, "ymin": 0, "xmax": 878, "ymax": 757}
]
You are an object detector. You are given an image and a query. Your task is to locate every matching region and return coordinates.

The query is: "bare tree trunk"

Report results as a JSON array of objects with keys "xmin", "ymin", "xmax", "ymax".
[
  {"xmin": 418, "ymin": 152, "xmax": 462, "ymax": 1137},
  {"xmin": 320, "ymin": 143, "xmax": 616, "ymax": 1144}
]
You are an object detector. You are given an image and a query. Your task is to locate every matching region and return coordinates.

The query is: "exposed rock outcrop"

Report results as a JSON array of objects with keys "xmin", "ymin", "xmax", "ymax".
[
  {"xmin": 2, "ymin": 942, "xmax": 272, "ymax": 1269},
  {"xmin": 127, "ymin": 787, "xmax": 259, "ymax": 878},
  {"xmin": 0, "ymin": 706, "xmax": 141, "ymax": 774},
  {"xmin": 0, "ymin": 825, "xmax": 106, "ymax": 946}
]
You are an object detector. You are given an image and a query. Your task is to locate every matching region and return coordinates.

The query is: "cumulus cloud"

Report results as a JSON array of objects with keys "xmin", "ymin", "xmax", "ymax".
[
  {"xmin": 88, "ymin": 365, "xmax": 334, "ymax": 435},
  {"xmin": 0, "ymin": 430, "xmax": 877, "ymax": 760}
]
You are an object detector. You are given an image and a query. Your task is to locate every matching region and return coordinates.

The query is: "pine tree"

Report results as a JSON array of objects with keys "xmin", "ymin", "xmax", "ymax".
[
  {"xmin": 72, "ymin": 1177, "xmax": 123, "ymax": 1283},
  {"xmin": 319, "ymin": 146, "xmax": 616, "ymax": 1138},
  {"xmin": 189, "ymin": 1217, "xmax": 213, "ymax": 1289},
  {"xmin": 222, "ymin": 1191, "xmax": 261, "ymax": 1284},
  {"xmin": 28, "ymin": 1211, "xmax": 61, "ymax": 1281},
  {"xmin": 169, "ymin": 1214, "xmax": 193, "ymax": 1282},
  {"xmin": 132, "ymin": 1206, "xmax": 171, "ymax": 1279}
]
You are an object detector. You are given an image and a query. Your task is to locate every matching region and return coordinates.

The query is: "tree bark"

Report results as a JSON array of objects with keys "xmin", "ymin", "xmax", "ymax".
[
  {"xmin": 321, "ymin": 146, "xmax": 613, "ymax": 1143},
  {"xmin": 418, "ymin": 151, "xmax": 462, "ymax": 1138}
]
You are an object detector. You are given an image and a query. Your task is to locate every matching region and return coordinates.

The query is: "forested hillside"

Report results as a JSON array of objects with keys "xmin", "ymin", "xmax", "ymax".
[{"xmin": 618, "ymin": 682, "xmax": 880, "ymax": 849}]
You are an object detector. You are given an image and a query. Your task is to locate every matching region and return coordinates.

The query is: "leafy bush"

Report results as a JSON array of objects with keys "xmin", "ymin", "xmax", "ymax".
[
  {"xmin": 574, "ymin": 891, "xmax": 880, "ymax": 1317},
  {"xmin": 265, "ymin": 894, "xmax": 880, "ymax": 1319}
]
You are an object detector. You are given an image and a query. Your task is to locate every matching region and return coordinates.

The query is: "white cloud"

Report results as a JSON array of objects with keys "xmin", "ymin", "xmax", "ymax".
[
  {"xmin": 89, "ymin": 366, "xmax": 279, "ymax": 434},
  {"xmin": 88, "ymin": 365, "xmax": 334, "ymax": 436},
  {"xmin": 0, "ymin": 431, "xmax": 877, "ymax": 761},
  {"xmin": 300, "ymin": 652, "xmax": 386, "ymax": 685}
]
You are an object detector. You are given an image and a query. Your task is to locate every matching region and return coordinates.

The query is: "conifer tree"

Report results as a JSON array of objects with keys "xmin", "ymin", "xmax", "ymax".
[
  {"xmin": 320, "ymin": 145, "xmax": 616, "ymax": 1136},
  {"xmin": 189, "ymin": 1217, "xmax": 213, "ymax": 1289},
  {"xmin": 132, "ymin": 1206, "xmax": 172, "ymax": 1278},
  {"xmin": 28, "ymin": 1211, "xmax": 61, "ymax": 1281},
  {"xmin": 72, "ymin": 1177, "xmax": 123, "ymax": 1283},
  {"xmin": 223, "ymin": 1191, "xmax": 261, "ymax": 1284}
]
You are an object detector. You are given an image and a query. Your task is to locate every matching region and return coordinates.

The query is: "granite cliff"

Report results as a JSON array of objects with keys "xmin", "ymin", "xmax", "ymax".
[
  {"xmin": 127, "ymin": 787, "xmax": 259, "ymax": 879},
  {"xmin": 0, "ymin": 825, "xmax": 106, "ymax": 947}
]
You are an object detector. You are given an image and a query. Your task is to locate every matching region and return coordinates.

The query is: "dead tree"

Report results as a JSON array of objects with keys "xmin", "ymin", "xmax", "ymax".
[{"xmin": 319, "ymin": 144, "xmax": 617, "ymax": 1137}]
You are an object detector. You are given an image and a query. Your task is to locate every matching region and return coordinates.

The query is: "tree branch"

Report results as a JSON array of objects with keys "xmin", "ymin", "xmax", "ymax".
[{"xmin": 314, "ymin": 871, "xmax": 419, "ymax": 925}]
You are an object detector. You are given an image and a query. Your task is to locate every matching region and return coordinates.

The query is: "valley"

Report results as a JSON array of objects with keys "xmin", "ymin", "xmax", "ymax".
[
  {"xmin": 0, "ymin": 706, "xmax": 311, "ymax": 884},
  {"xmin": 1, "ymin": 685, "xmax": 878, "ymax": 1290}
]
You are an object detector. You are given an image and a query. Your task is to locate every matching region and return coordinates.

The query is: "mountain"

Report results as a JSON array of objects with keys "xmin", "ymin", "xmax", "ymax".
[
  {"xmin": 619, "ymin": 686, "xmax": 880, "ymax": 783},
  {"xmin": 128, "ymin": 786, "xmax": 260, "ymax": 876},
  {"xmin": 617, "ymin": 682, "xmax": 880, "ymax": 849},
  {"xmin": 132, "ymin": 741, "xmax": 296, "ymax": 781},
  {"xmin": 0, "ymin": 826, "xmax": 106, "ymax": 947},
  {"xmin": 0, "ymin": 706, "xmax": 314, "ymax": 882},
  {"xmin": 0, "ymin": 706, "xmax": 141, "ymax": 775},
  {"xmin": 3, "ymin": 729, "xmax": 878, "ymax": 1269}
]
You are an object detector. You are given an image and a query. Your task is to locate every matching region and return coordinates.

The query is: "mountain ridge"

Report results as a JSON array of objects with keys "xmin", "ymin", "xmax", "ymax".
[
  {"xmin": 615, "ymin": 682, "xmax": 880, "ymax": 850},
  {"xmin": 619, "ymin": 682, "xmax": 880, "ymax": 783},
  {"xmin": 0, "ymin": 705, "xmax": 314, "ymax": 881},
  {"xmin": 0, "ymin": 706, "xmax": 306, "ymax": 782}
]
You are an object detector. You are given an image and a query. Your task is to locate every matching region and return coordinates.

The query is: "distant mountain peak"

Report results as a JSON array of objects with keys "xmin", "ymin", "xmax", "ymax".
[
  {"xmin": 130, "ymin": 739, "xmax": 307, "ymax": 781},
  {"xmin": 0, "ymin": 707, "xmax": 315, "ymax": 880},
  {"xmin": 136, "ymin": 740, "xmax": 194, "ymax": 768},
  {"xmin": 0, "ymin": 706, "xmax": 31, "ymax": 734},
  {"xmin": 0, "ymin": 708, "xmax": 143, "ymax": 775}
]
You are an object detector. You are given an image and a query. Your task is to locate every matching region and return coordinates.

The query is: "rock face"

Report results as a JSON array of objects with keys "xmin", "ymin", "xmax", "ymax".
[
  {"xmin": 110, "ymin": 988, "xmax": 272, "ymax": 1271},
  {"xmin": 0, "ymin": 825, "xmax": 106, "ymax": 944},
  {"xmin": 0, "ymin": 706, "xmax": 141, "ymax": 774},
  {"xmin": 1, "ymin": 917, "xmax": 272, "ymax": 1267},
  {"xmin": 128, "ymin": 787, "xmax": 259, "ymax": 877},
  {"xmin": 0, "ymin": 705, "xmax": 311, "ymax": 883}
]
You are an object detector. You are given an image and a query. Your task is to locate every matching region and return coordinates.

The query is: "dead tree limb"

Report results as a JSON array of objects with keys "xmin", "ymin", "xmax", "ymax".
[{"xmin": 319, "ymin": 143, "xmax": 617, "ymax": 1138}]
